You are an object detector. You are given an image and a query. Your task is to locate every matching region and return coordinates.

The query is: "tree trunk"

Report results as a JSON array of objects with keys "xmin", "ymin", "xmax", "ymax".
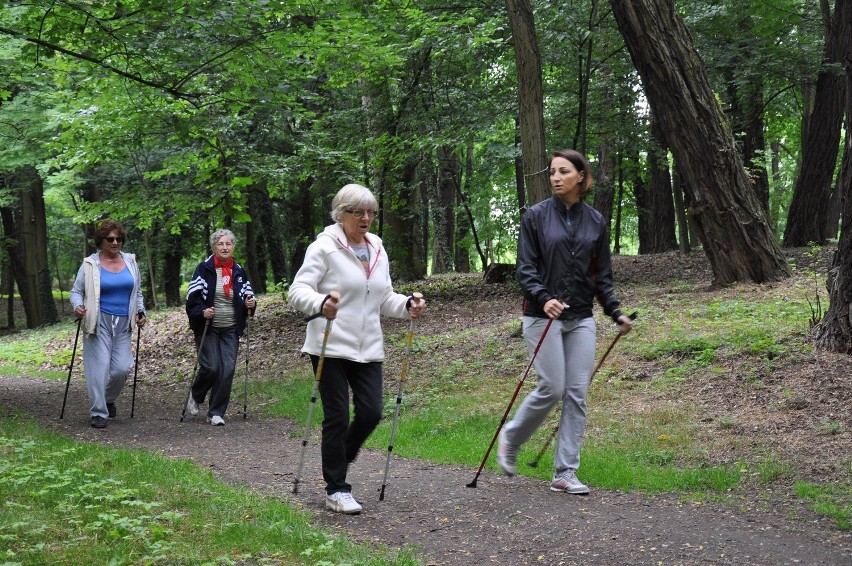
[
  {"xmin": 813, "ymin": 27, "xmax": 852, "ymax": 353},
  {"xmin": 783, "ymin": 0, "xmax": 851, "ymax": 247},
  {"xmin": 289, "ymin": 177, "xmax": 315, "ymax": 282},
  {"xmin": 10, "ymin": 166, "xmax": 58, "ymax": 327},
  {"xmin": 385, "ymin": 152, "xmax": 427, "ymax": 281},
  {"xmin": 431, "ymin": 147, "xmax": 456, "ymax": 274},
  {"xmin": 639, "ymin": 113, "xmax": 678, "ymax": 254},
  {"xmin": 506, "ymin": 0, "xmax": 550, "ymax": 206},
  {"xmin": 4, "ymin": 259, "xmax": 13, "ymax": 328},
  {"xmin": 672, "ymin": 156, "xmax": 692, "ymax": 254},
  {"xmin": 162, "ymin": 232, "xmax": 183, "ymax": 307},
  {"xmin": 593, "ymin": 144, "xmax": 616, "ymax": 227},
  {"xmin": 257, "ymin": 189, "xmax": 288, "ymax": 288},
  {"xmin": 609, "ymin": 0, "xmax": 789, "ymax": 284}
]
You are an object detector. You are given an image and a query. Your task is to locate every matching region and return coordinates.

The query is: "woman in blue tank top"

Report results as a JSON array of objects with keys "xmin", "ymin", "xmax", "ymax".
[{"xmin": 70, "ymin": 220, "xmax": 147, "ymax": 429}]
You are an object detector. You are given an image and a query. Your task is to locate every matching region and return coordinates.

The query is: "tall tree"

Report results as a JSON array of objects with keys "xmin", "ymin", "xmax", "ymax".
[
  {"xmin": 783, "ymin": 0, "xmax": 852, "ymax": 246},
  {"xmin": 506, "ymin": 0, "xmax": 550, "ymax": 206},
  {"xmin": 638, "ymin": 113, "xmax": 678, "ymax": 253},
  {"xmin": 812, "ymin": 21, "xmax": 852, "ymax": 353},
  {"xmin": 609, "ymin": 0, "xmax": 789, "ymax": 284}
]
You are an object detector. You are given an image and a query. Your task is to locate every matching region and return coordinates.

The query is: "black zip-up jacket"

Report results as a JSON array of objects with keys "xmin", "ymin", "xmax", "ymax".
[
  {"xmin": 517, "ymin": 196, "xmax": 623, "ymax": 323},
  {"xmin": 185, "ymin": 255, "xmax": 254, "ymax": 336}
]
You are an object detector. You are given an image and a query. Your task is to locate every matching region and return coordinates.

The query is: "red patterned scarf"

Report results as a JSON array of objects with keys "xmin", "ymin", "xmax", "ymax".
[{"xmin": 214, "ymin": 256, "xmax": 234, "ymax": 298}]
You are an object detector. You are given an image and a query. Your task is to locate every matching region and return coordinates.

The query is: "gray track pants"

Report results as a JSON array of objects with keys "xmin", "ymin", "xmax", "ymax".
[
  {"xmin": 503, "ymin": 316, "xmax": 596, "ymax": 473},
  {"xmin": 83, "ymin": 311, "xmax": 132, "ymax": 418}
]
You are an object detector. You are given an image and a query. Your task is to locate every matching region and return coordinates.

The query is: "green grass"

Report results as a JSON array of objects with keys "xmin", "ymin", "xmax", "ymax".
[
  {"xmin": 0, "ymin": 414, "xmax": 420, "ymax": 565},
  {"xmin": 794, "ymin": 482, "xmax": 852, "ymax": 529},
  {"xmin": 2, "ymin": 270, "xmax": 850, "ymax": 534},
  {"xmin": 0, "ymin": 324, "xmax": 75, "ymax": 379},
  {"xmin": 242, "ymin": 282, "xmax": 850, "ymax": 529}
]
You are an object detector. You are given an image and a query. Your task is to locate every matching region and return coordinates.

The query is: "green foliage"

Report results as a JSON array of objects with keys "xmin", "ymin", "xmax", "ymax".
[{"xmin": 0, "ymin": 415, "xmax": 420, "ymax": 564}]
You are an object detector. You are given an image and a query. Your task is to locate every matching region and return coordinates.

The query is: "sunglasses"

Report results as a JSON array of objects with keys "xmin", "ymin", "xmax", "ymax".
[{"xmin": 105, "ymin": 236, "xmax": 125, "ymax": 243}]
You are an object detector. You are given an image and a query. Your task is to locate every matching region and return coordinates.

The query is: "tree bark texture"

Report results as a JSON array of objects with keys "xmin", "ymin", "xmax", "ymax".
[
  {"xmin": 813, "ymin": 20, "xmax": 852, "ymax": 353},
  {"xmin": 505, "ymin": 0, "xmax": 550, "ymax": 206},
  {"xmin": 385, "ymin": 153, "xmax": 427, "ymax": 282},
  {"xmin": 20, "ymin": 167, "xmax": 58, "ymax": 326},
  {"xmin": 431, "ymin": 147, "xmax": 457, "ymax": 274},
  {"xmin": 593, "ymin": 143, "xmax": 616, "ymax": 226},
  {"xmin": 639, "ymin": 113, "xmax": 678, "ymax": 254},
  {"xmin": 609, "ymin": 0, "xmax": 789, "ymax": 285},
  {"xmin": 783, "ymin": 0, "xmax": 851, "ymax": 247}
]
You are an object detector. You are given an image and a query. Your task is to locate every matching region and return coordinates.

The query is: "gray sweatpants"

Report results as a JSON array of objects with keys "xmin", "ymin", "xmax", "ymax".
[
  {"xmin": 82, "ymin": 311, "xmax": 132, "ymax": 418},
  {"xmin": 503, "ymin": 316, "xmax": 596, "ymax": 473}
]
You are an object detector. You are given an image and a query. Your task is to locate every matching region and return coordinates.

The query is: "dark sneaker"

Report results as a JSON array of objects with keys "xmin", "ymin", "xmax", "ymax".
[
  {"xmin": 90, "ymin": 416, "xmax": 108, "ymax": 429},
  {"xmin": 325, "ymin": 492, "xmax": 362, "ymax": 514},
  {"xmin": 497, "ymin": 429, "xmax": 518, "ymax": 476},
  {"xmin": 107, "ymin": 403, "xmax": 116, "ymax": 418},
  {"xmin": 549, "ymin": 470, "xmax": 589, "ymax": 494}
]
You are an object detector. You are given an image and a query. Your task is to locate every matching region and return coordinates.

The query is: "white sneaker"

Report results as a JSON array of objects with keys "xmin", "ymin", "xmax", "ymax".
[
  {"xmin": 208, "ymin": 415, "xmax": 225, "ymax": 426},
  {"xmin": 186, "ymin": 396, "xmax": 199, "ymax": 416},
  {"xmin": 550, "ymin": 470, "xmax": 590, "ymax": 494},
  {"xmin": 325, "ymin": 492, "xmax": 362, "ymax": 514},
  {"xmin": 497, "ymin": 429, "xmax": 518, "ymax": 476}
]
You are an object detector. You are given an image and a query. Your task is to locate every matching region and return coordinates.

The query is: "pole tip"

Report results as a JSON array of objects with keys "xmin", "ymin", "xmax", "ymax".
[{"xmin": 465, "ymin": 480, "xmax": 478, "ymax": 488}]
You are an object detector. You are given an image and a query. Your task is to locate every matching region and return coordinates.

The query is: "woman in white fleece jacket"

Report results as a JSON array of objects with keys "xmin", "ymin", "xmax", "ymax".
[{"xmin": 289, "ymin": 183, "xmax": 425, "ymax": 515}]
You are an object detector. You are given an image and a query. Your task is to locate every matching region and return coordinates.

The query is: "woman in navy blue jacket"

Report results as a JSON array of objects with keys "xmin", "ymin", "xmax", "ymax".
[
  {"xmin": 498, "ymin": 149, "xmax": 633, "ymax": 494},
  {"xmin": 185, "ymin": 229, "xmax": 256, "ymax": 425}
]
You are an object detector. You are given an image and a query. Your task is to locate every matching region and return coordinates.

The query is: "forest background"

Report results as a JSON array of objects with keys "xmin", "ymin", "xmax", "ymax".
[{"xmin": 1, "ymin": 0, "xmax": 852, "ymax": 354}]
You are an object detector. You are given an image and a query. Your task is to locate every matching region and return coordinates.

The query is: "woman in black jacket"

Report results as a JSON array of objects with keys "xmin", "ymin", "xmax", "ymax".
[
  {"xmin": 498, "ymin": 149, "xmax": 632, "ymax": 494},
  {"xmin": 185, "ymin": 229, "xmax": 256, "ymax": 425}
]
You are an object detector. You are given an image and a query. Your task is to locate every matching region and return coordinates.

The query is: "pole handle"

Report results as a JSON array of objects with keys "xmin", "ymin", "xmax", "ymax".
[{"xmin": 305, "ymin": 291, "xmax": 340, "ymax": 321}]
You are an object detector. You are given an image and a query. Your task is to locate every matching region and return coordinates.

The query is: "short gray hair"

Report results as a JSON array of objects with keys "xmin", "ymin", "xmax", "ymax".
[
  {"xmin": 210, "ymin": 229, "xmax": 236, "ymax": 249},
  {"xmin": 330, "ymin": 184, "xmax": 379, "ymax": 223}
]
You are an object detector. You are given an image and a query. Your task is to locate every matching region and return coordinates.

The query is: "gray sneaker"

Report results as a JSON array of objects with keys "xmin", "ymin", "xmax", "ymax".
[
  {"xmin": 497, "ymin": 429, "xmax": 518, "ymax": 476},
  {"xmin": 326, "ymin": 491, "xmax": 362, "ymax": 514},
  {"xmin": 550, "ymin": 469, "xmax": 589, "ymax": 494}
]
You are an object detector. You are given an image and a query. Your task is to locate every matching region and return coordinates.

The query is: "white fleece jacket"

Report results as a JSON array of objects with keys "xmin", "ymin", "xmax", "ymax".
[{"xmin": 289, "ymin": 223, "xmax": 410, "ymax": 362}]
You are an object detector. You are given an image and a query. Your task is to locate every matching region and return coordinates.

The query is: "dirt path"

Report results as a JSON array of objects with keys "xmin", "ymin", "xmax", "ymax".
[{"xmin": 1, "ymin": 374, "xmax": 849, "ymax": 566}]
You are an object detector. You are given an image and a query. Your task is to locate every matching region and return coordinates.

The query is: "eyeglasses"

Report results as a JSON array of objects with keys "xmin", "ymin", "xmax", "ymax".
[
  {"xmin": 347, "ymin": 209, "xmax": 378, "ymax": 219},
  {"xmin": 105, "ymin": 236, "xmax": 124, "ymax": 243}
]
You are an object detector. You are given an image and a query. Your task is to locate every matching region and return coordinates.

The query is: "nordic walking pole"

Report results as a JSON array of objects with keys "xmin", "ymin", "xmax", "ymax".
[
  {"xmin": 180, "ymin": 318, "xmax": 211, "ymax": 422},
  {"xmin": 528, "ymin": 311, "xmax": 637, "ymax": 468},
  {"xmin": 60, "ymin": 318, "xmax": 83, "ymax": 419},
  {"xmin": 241, "ymin": 305, "xmax": 255, "ymax": 420},
  {"xmin": 466, "ymin": 316, "xmax": 557, "ymax": 488},
  {"xmin": 293, "ymin": 291, "xmax": 339, "ymax": 495},
  {"xmin": 379, "ymin": 292, "xmax": 423, "ymax": 501},
  {"xmin": 131, "ymin": 324, "xmax": 141, "ymax": 418}
]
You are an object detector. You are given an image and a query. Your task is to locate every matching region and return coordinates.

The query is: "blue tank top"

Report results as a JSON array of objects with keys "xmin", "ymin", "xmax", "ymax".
[{"xmin": 99, "ymin": 266, "xmax": 134, "ymax": 316}]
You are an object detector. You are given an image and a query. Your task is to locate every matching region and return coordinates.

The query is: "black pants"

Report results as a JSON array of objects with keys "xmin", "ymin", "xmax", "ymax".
[
  {"xmin": 192, "ymin": 326, "xmax": 239, "ymax": 418},
  {"xmin": 311, "ymin": 355, "xmax": 383, "ymax": 494}
]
